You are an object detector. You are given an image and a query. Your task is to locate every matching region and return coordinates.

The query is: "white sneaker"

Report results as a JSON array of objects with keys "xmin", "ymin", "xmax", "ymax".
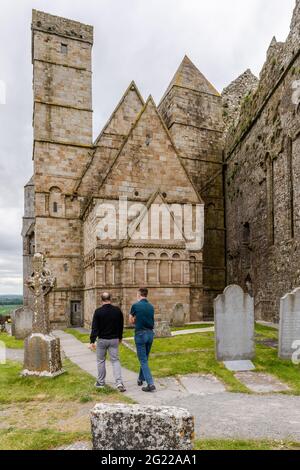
[{"xmin": 117, "ymin": 383, "xmax": 126, "ymax": 392}]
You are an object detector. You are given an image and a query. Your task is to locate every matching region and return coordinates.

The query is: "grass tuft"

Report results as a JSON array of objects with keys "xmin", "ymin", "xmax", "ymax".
[
  {"xmin": 0, "ymin": 428, "xmax": 90, "ymax": 451},
  {"xmin": 194, "ymin": 439, "xmax": 300, "ymax": 451}
]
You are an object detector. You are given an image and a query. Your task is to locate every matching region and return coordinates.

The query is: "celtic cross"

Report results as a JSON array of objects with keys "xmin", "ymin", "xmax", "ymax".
[{"xmin": 26, "ymin": 253, "xmax": 56, "ymax": 334}]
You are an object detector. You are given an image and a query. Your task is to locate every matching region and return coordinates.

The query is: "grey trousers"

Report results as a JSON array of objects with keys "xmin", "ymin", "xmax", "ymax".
[{"xmin": 96, "ymin": 338, "xmax": 123, "ymax": 386}]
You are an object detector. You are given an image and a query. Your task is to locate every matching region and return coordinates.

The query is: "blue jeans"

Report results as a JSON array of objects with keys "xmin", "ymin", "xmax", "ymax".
[{"xmin": 135, "ymin": 330, "xmax": 154, "ymax": 386}]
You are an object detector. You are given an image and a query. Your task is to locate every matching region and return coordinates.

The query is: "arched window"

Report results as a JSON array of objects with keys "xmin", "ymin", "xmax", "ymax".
[
  {"xmin": 190, "ymin": 256, "xmax": 197, "ymax": 284},
  {"xmin": 171, "ymin": 253, "xmax": 181, "ymax": 284},
  {"xmin": 134, "ymin": 252, "xmax": 144, "ymax": 284},
  {"xmin": 49, "ymin": 187, "xmax": 64, "ymax": 217},
  {"xmin": 159, "ymin": 253, "xmax": 169, "ymax": 284},
  {"xmin": 28, "ymin": 232, "xmax": 35, "ymax": 255},
  {"xmin": 105, "ymin": 253, "xmax": 112, "ymax": 286},
  {"xmin": 206, "ymin": 202, "xmax": 216, "ymax": 229},
  {"xmin": 147, "ymin": 253, "xmax": 157, "ymax": 284},
  {"xmin": 243, "ymin": 222, "xmax": 250, "ymax": 246}
]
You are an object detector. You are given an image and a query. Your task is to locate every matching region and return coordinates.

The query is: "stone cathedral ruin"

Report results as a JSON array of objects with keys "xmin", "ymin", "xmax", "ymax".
[{"xmin": 22, "ymin": 3, "xmax": 300, "ymax": 328}]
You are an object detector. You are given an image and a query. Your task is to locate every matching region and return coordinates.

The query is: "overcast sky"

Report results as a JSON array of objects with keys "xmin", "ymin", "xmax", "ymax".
[{"xmin": 0, "ymin": 0, "xmax": 296, "ymax": 295}]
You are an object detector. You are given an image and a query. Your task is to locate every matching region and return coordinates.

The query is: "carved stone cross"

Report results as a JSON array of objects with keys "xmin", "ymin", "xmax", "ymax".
[
  {"xmin": 26, "ymin": 253, "xmax": 56, "ymax": 335},
  {"xmin": 22, "ymin": 252, "xmax": 63, "ymax": 377}
]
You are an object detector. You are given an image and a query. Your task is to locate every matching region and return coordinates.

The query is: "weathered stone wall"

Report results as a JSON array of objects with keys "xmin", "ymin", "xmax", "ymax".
[
  {"xmin": 222, "ymin": 69, "xmax": 258, "ymax": 135},
  {"xmin": 83, "ymin": 197, "xmax": 203, "ymax": 325},
  {"xmin": 224, "ymin": 1, "xmax": 300, "ymax": 321},
  {"xmin": 22, "ymin": 177, "xmax": 35, "ymax": 307}
]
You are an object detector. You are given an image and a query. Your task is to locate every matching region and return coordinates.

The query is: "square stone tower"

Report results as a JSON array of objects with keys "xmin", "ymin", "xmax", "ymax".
[
  {"xmin": 26, "ymin": 10, "xmax": 94, "ymax": 327},
  {"xmin": 159, "ymin": 57, "xmax": 225, "ymax": 318}
]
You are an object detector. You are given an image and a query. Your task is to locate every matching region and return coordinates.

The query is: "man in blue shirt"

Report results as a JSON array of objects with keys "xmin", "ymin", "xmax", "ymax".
[{"xmin": 129, "ymin": 287, "xmax": 156, "ymax": 392}]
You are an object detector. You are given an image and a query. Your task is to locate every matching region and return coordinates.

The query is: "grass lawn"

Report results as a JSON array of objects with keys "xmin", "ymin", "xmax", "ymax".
[
  {"xmin": 171, "ymin": 323, "xmax": 213, "ymax": 331},
  {"xmin": 2, "ymin": 323, "xmax": 300, "ymax": 450},
  {"xmin": 194, "ymin": 439, "xmax": 300, "ymax": 451},
  {"xmin": 65, "ymin": 328, "xmax": 90, "ymax": 343},
  {"xmin": 0, "ymin": 359, "xmax": 129, "ymax": 450},
  {"xmin": 64, "ymin": 323, "xmax": 300, "ymax": 394},
  {"xmin": 0, "ymin": 305, "xmax": 20, "ymax": 316},
  {"xmin": 120, "ymin": 332, "xmax": 249, "ymax": 393},
  {"xmin": 66, "ymin": 324, "xmax": 213, "ymax": 343},
  {"xmin": 120, "ymin": 323, "xmax": 300, "ymax": 394}
]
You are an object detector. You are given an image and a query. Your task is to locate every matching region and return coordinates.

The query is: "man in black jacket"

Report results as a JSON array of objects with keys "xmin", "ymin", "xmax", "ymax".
[{"xmin": 89, "ymin": 292, "xmax": 126, "ymax": 392}]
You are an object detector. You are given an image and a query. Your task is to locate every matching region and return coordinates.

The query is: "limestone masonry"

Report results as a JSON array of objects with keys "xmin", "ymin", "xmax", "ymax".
[{"xmin": 23, "ymin": 3, "xmax": 300, "ymax": 327}]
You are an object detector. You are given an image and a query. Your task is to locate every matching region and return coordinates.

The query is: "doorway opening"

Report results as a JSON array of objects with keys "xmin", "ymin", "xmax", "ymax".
[{"xmin": 70, "ymin": 301, "xmax": 82, "ymax": 327}]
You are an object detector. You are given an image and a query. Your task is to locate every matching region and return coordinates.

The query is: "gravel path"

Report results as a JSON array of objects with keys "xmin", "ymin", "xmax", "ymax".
[{"xmin": 54, "ymin": 330, "xmax": 300, "ymax": 441}]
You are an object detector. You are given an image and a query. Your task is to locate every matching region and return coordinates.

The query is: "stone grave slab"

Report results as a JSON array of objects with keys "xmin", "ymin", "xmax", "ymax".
[
  {"xmin": 179, "ymin": 374, "xmax": 226, "ymax": 395},
  {"xmin": 172, "ymin": 303, "xmax": 185, "ymax": 326},
  {"xmin": 235, "ymin": 372, "xmax": 290, "ymax": 393},
  {"xmin": 154, "ymin": 320, "xmax": 172, "ymax": 338},
  {"xmin": 224, "ymin": 360, "xmax": 255, "ymax": 372}
]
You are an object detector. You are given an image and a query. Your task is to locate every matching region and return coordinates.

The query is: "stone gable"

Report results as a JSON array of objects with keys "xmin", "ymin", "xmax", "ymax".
[
  {"xmin": 98, "ymin": 97, "xmax": 200, "ymax": 204},
  {"xmin": 76, "ymin": 82, "xmax": 144, "ymax": 196}
]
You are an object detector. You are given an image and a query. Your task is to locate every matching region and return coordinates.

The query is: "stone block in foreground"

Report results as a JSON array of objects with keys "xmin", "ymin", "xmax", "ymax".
[{"xmin": 91, "ymin": 404, "xmax": 194, "ymax": 450}]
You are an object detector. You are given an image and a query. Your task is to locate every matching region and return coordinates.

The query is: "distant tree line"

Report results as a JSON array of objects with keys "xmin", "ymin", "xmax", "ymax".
[{"xmin": 0, "ymin": 295, "xmax": 23, "ymax": 305}]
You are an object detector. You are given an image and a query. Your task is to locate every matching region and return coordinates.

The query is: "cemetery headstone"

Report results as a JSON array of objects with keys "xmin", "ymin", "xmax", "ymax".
[
  {"xmin": 154, "ymin": 320, "xmax": 172, "ymax": 338},
  {"xmin": 0, "ymin": 340, "xmax": 6, "ymax": 365},
  {"xmin": 172, "ymin": 303, "xmax": 185, "ymax": 327},
  {"xmin": 279, "ymin": 287, "xmax": 300, "ymax": 360},
  {"xmin": 214, "ymin": 285, "xmax": 255, "ymax": 362},
  {"xmin": 11, "ymin": 307, "xmax": 33, "ymax": 339},
  {"xmin": 22, "ymin": 253, "xmax": 64, "ymax": 377},
  {"xmin": 91, "ymin": 404, "xmax": 194, "ymax": 450},
  {"xmin": 4, "ymin": 321, "xmax": 12, "ymax": 336}
]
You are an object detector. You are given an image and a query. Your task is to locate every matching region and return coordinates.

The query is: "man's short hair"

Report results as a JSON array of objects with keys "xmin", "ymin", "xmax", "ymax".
[
  {"xmin": 101, "ymin": 292, "xmax": 111, "ymax": 302},
  {"xmin": 138, "ymin": 287, "xmax": 148, "ymax": 298}
]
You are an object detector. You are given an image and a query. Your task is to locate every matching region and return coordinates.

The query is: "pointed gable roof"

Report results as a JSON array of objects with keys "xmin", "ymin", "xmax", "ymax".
[
  {"xmin": 96, "ymin": 95, "xmax": 203, "ymax": 204},
  {"xmin": 74, "ymin": 81, "xmax": 144, "ymax": 195},
  {"xmin": 94, "ymin": 80, "xmax": 144, "ymax": 145},
  {"xmin": 160, "ymin": 55, "xmax": 220, "ymax": 104}
]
